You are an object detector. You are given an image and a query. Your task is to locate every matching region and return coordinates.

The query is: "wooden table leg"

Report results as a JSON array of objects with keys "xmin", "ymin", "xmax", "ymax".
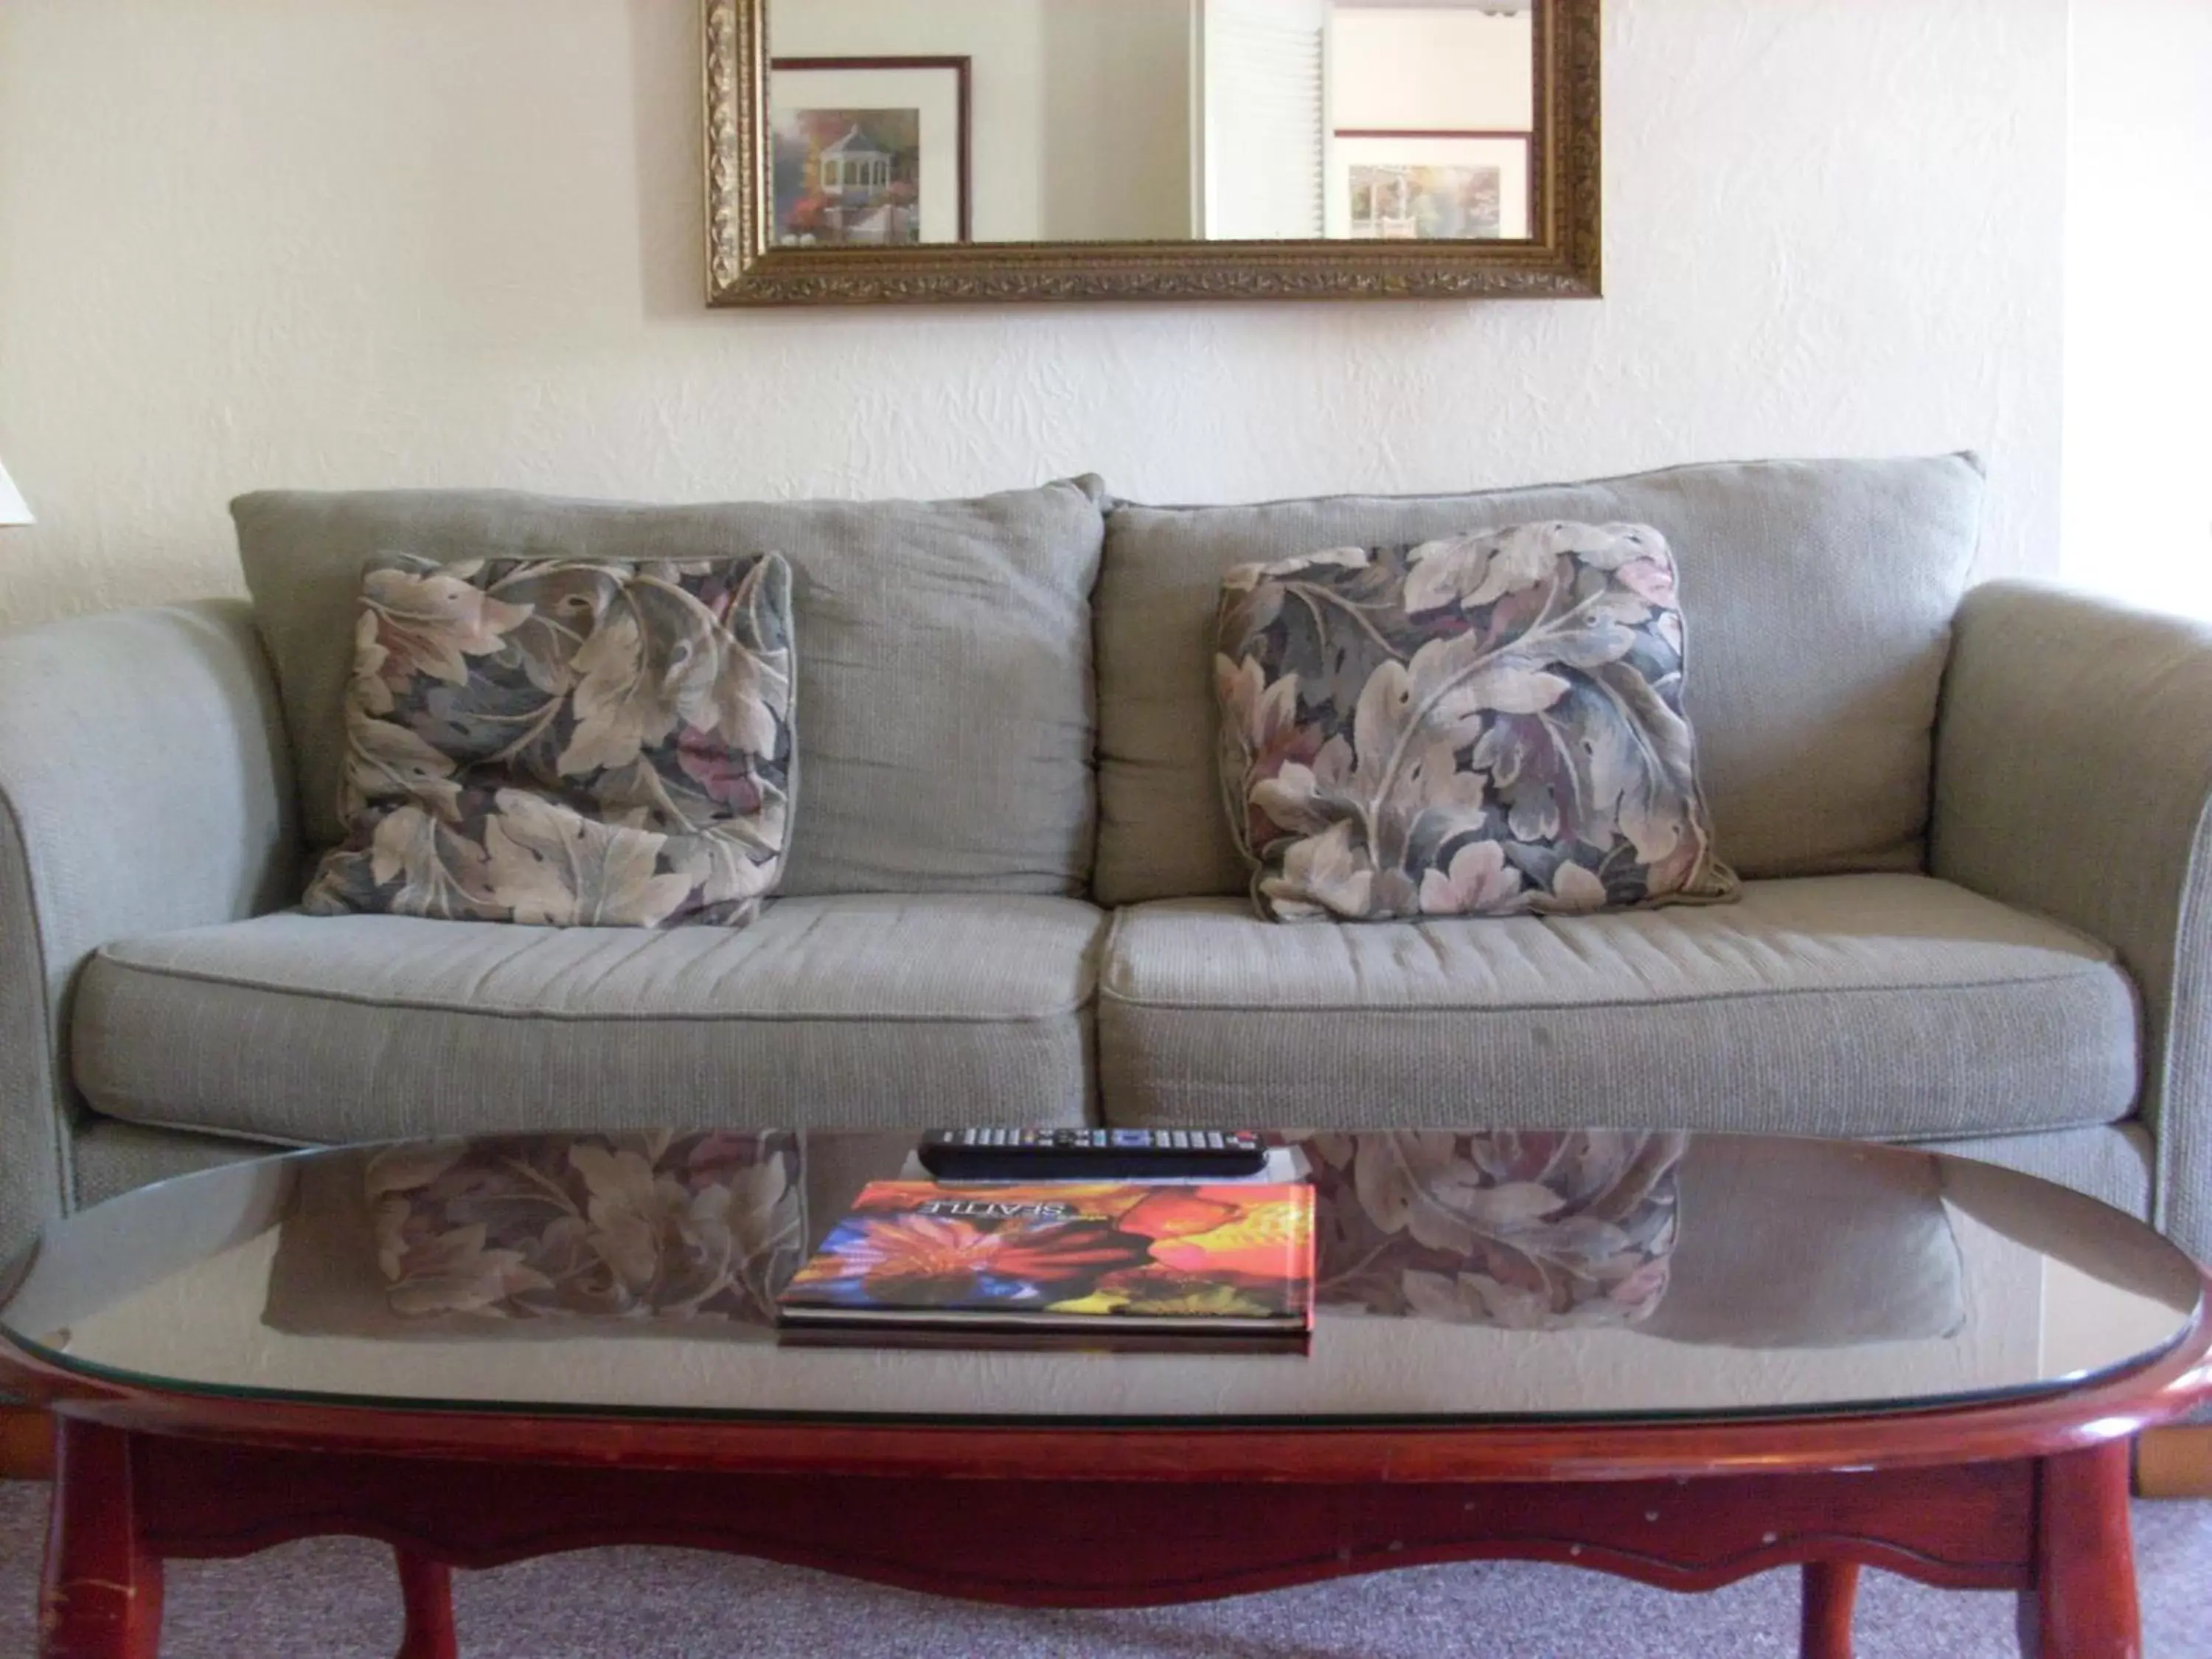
[
  {"xmin": 40, "ymin": 1420, "xmax": 164, "ymax": 1659},
  {"xmin": 2018, "ymin": 1441, "xmax": 2140, "ymax": 1659},
  {"xmin": 394, "ymin": 1551, "xmax": 458, "ymax": 1659},
  {"xmin": 1801, "ymin": 1560, "xmax": 1858, "ymax": 1659}
]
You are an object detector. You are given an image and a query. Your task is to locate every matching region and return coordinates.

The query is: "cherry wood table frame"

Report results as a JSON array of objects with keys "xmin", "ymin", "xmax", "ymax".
[{"xmin": 12, "ymin": 1270, "xmax": 2211, "ymax": 1659}]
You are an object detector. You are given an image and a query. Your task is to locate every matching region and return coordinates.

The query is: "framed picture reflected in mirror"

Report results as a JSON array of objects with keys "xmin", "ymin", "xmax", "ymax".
[
  {"xmin": 768, "ymin": 57, "xmax": 973, "ymax": 247},
  {"xmin": 1333, "ymin": 133, "xmax": 1534, "ymax": 242}
]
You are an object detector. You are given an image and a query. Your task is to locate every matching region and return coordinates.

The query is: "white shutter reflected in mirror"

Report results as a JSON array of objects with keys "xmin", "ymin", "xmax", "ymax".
[{"xmin": 1200, "ymin": 0, "xmax": 1329, "ymax": 241}]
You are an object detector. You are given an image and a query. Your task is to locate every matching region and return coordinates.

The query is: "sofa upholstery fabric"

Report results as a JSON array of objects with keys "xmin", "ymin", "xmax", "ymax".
[
  {"xmin": 1935, "ymin": 582, "xmax": 2212, "ymax": 1268},
  {"xmin": 74, "ymin": 896, "xmax": 1105, "ymax": 1143},
  {"xmin": 1214, "ymin": 524, "xmax": 1736, "ymax": 922},
  {"xmin": 1919, "ymin": 1122, "xmax": 2156, "ymax": 1225},
  {"xmin": 1097, "ymin": 455, "xmax": 1986, "ymax": 905},
  {"xmin": 1097, "ymin": 876, "xmax": 2136, "ymax": 1138},
  {"xmin": 233, "ymin": 479, "xmax": 1106, "ymax": 897},
  {"xmin": 307, "ymin": 552, "xmax": 795, "ymax": 928},
  {"xmin": 70, "ymin": 1119, "xmax": 279, "ymax": 1210},
  {"xmin": 0, "ymin": 600, "xmax": 298, "ymax": 1262},
  {"xmin": 7, "ymin": 468, "xmax": 2205, "ymax": 1329}
]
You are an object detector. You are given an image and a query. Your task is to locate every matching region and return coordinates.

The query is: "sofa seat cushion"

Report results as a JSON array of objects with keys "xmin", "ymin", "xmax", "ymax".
[
  {"xmin": 1098, "ymin": 874, "xmax": 2135, "ymax": 1138},
  {"xmin": 74, "ymin": 896, "xmax": 1105, "ymax": 1144}
]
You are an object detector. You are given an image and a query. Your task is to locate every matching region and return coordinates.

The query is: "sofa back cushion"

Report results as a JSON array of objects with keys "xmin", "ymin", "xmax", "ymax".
[
  {"xmin": 235, "ymin": 480, "xmax": 1106, "ymax": 897},
  {"xmin": 1095, "ymin": 455, "xmax": 1985, "ymax": 905}
]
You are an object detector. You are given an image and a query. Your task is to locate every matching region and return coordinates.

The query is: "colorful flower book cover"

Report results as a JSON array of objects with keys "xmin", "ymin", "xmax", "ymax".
[{"xmin": 776, "ymin": 1182, "xmax": 1315, "ymax": 1349}]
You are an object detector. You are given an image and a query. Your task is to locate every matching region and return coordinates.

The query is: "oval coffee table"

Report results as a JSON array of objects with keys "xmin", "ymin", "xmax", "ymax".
[{"xmin": 1, "ymin": 1130, "xmax": 2205, "ymax": 1659}]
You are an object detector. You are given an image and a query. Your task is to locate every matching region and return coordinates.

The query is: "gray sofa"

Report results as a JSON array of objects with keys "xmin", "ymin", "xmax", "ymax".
[{"xmin": 5, "ymin": 453, "xmax": 2210, "ymax": 1274}]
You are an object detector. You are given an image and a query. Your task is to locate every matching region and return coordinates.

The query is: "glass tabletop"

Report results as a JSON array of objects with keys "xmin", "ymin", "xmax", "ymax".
[{"xmin": 1, "ymin": 1130, "xmax": 2200, "ymax": 1425}]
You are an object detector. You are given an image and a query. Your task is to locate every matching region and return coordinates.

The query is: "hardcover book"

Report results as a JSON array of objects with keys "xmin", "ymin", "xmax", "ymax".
[{"xmin": 776, "ymin": 1180, "xmax": 1315, "ymax": 1352}]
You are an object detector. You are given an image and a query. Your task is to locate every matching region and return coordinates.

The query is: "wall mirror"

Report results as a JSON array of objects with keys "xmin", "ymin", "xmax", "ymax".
[{"xmin": 705, "ymin": 0, "xmax": 1600, "ymax": 305}]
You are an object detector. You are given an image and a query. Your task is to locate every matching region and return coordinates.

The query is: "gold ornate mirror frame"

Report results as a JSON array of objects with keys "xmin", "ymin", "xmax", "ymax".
[{"xmin": 705, "ymin": 0, "xmax": 1601, "ymax": 307}]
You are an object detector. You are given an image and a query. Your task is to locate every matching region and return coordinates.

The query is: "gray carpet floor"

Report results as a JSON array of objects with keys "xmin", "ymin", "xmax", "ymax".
[{"xmin": 0, "ymin": 1480, "xmax": 2205, "ymax": 1658}]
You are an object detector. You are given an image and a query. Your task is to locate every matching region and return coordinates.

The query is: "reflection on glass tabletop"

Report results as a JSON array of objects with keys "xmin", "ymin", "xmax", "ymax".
[{"xmin": 1, "ymin": 1130, "xmax": 2200, "ymax": 1425}]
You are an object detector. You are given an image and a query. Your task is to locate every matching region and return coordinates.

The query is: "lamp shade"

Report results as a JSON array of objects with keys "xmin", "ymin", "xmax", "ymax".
[{"xmin": 0, "ymin": 456, "xmax": 30, "ymax": 526}]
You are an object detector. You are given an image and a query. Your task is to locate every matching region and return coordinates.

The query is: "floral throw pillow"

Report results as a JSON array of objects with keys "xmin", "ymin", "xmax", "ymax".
[
  {"xmin": 304, "ymin": 552, "xmax": 793, "ymax": 928},
  {"xmin": 1298, "ymin": 1130, "xmax": 1686, "ymax": 1329},
  {"xmin": 1214, "ymin": 521, "xmax": 1737, "ymax": 922},
  {"xmin": 366, "ymin": 1132, "xmax": 804, "ymax": 1323}
]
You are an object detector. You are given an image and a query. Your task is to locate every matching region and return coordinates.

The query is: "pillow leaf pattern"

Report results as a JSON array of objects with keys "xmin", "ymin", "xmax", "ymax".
[
  {"xmin": 1214, "ymin": 521, "xmax": 1737, "ymax": 922},
  {"xmin": 305, "ymin": 552, "xmax": 793, "ymax": 928},
  {"xmin": 366, "ymin": 1132, "xmax": 804, "ymax": 1324},
  {"xmin": 1298, "ymin": 1130, "xmax": 1685, "ymax": 1329}
]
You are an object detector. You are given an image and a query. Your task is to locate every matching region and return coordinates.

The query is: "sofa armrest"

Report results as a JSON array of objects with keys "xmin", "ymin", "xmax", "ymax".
[
  {"xmin": 1932, "ymin": 580, "xmax": 2212, "ymax": 1265},
  {"xmin": 0, "ymin": 599, "xmax": 298, "ymax": 1260}
]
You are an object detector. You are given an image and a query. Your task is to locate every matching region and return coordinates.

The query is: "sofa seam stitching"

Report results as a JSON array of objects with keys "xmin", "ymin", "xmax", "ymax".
[
  {"xmin": 1094, "ymin": 965, "xmax": 2132, "ymax": 1016},
  {"xmin": 85, "ymin": 952, "xmax": 1096, "ymax": 1027}
]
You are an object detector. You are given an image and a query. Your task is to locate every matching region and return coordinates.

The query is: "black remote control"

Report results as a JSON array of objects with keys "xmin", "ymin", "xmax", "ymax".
[{"xmin": 917, "ymin": 1127, "xmax": 1270, "ymax": 1181}]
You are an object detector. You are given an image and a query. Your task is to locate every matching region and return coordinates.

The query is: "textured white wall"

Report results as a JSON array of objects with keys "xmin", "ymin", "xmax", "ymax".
[
  {"xmin": 2062, "ymin": 0, "xmax": 2212, "ymax": 618},
  {"xmin": 0, "ymin": 0, "xmax": 2067, "ymax": 633}
]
